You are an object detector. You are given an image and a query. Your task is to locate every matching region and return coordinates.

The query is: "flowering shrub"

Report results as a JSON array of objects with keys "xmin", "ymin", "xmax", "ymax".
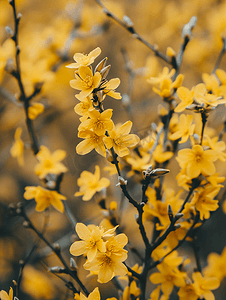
[{"xmin": 1, "ymin": 0, "xmax": 226, "ymax": 299}]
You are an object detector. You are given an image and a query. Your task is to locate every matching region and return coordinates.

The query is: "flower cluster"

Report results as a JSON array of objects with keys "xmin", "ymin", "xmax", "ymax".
[
  {"xmin": 70, "ymin": 223, "xmax": 128, "ymax": 283},
  {"xmin": 69, "ymin": 48, "xmax": 140, "ymax": 157}
]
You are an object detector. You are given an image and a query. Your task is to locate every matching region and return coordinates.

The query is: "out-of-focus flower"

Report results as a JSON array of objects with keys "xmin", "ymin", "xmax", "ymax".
[
  {"xmin": 74, "ymin": 287, "xmax": 100, "ymax": 300},
  {"xmin": 66, "ymin": 47, "xmax": 101, "ymax": 69},
  {"xmin": 170, "ymin": 114, "xmax": 195, "ymax": 144},
  {"xmin": 150, "ymin": 264, "xmax": 186, "ymax": 298},
  {"xmin": 177, "ymin": 283, "xmax": 200, "ymax": 300},
  {"xmin": 28, "ymin": 103, "xmax": 44, "ymax": 120},
  {"xmin": 152, "ymin": 144, "xmax": 174, "ymax": 164},
  {"xmin": 203, "ymin": 247, "xmax": 226, "ymax": 282},
  {"xmin": 78, "ymin": 109, "xmax": 114, "ymax": 136},
  {"xmin": 70, "ymin": 66, "xmax": 101, "ymax": 100},
  {"xmin": 103, "ymin": 121, "xmax": 140, "ymax": 157},
  {"xmin": 175, "ymin": 86, "xmax": 195, "ymax": 112},
  {"xmin": 24, "ymin": 186, "xmax": 66, "ymax": 212},
  {"xmin": 21, "ymin": 265, "xmax": 56, "ymax": 299},
  {"xmin": 190, "ymin": 185, "xmax": 219, "ymax": 220},
  {"xmin": 75, "ymin": 165, "xmax": 110, "ymax": 201},
  {"xmin": 192, "ymin": 272, "xmax": 220, "ymax": 300},
  {"xmin": 10, "ymin": 127, "xmax": 24, "ymax": 166},
  {"xmin": 35, "ymin": 145, "xmax": 68, "ymax": 179},
  {"xmin": 0, "ymin": 287, "xmax": 13, "ymax": 300}
]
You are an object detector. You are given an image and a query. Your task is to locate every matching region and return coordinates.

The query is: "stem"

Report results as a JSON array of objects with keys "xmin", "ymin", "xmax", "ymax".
[
  {"xmin": 200, "ymin": 112, "xmax": 207, "ymax": 145},
  {"xmin": 212, "ymin": 37, "xmax": 226, "ymax": 74},
  {"xmin": 94, "ymin": 0, "xmax": 170, "ymax": 64},
  {"xmin": 20, "ymin": 206, "xmax": 89, "ymax": 296}
]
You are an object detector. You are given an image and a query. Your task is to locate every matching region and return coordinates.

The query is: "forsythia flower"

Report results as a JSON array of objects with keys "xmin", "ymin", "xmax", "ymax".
[
  {"xmin": 176, "ymin": 145, "xmax": 217, "ymax": 179},
  {"xmin": 74, "ymin": 96, "xmax": 95, "ymax": 122},
  {"xmin": 170, "ymin": 114, "xmax": 195, "ymax": 144},
  {"xmin": 66, "ymin": 47, "xmax": 101, "ymax": 69},
  {"xmin": 203, "ymin": 247, "xmax": 226, "ymax": 282},
  {"xmin": 70, "ymin": 66, "xmax": 101, "ymax": 100},
  {"xmin": 103, "ymin": 121, "xmax": 140, "ymax": 157},
  {"xmin": 150, "ymin": 264, "xmax": 186, "ymax": 298},
  {"xmin": 102, "ymin": 78, "xmax": 122, "ymax": 99},
  {"xmin": 70, "ymin": 223, "xmax": 117, "ymax": 262},
  {"xmin": 74, "ymin": 287, "xmax": 100, "ymax": 300},
  {"xmin": 192, "ymin": 272, "xmax": 220, "ymax": 300},
  {"xmin": 84, "ymin": 234, "xmax": 128, "ymax": 283},
  {"xmin": 175, "ymin": 86, "xmax": 195, "ymax": 112},
  {"xmin": 190, "ymin": 185, "xmax": 219, "ymax": 220},
  {"xmin": 24, "ymin": 186, "xmax": 66, "ymax": 213},
  {"xmin": 0, "ymin": 287, "xmax": 13, "ymax": 300},
  {"xmin": 28, "ymin": 102, "xmax": 44, "ymax": 120},
  {"xmin": 10, "ymin": 127, "xmax": 24, "ymax": 166},
  {"xmin": 76, "ymin": 130, "xmax": 106, "ymax": 157},
  {"xmin": 75, "ymin": 165, "xmax": 110, "ymax": 201},
  {"xmin": 35, "ymin": 145, "xmax": 68, "ymax": 179},
  {"xmin": 78, "ymin": 109, "xmax": 114, "ymax": 135}
]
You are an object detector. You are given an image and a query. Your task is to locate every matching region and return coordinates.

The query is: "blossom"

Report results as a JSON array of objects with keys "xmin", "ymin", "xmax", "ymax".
[
  {"xmin": 76, "ymin": 130, "xmax": 106, "ymax": 156},
  {"xmin": 24, "ymin": 186, "xmax": 66, "ymax": 213},
  {"xmin": 35, "ymin": 145, "xmax": 68, "ymax": 179},
  {"xmin": 152, "ymin": 74, "xmax": 183, "ymax": 98},
  {"xmin": 74, "ymin": 96, "xmax": 94, "ymax": 122},
  {"xmin": 75, "ymin": 165, "xmax": 110, "ymax": 201},
  {"xmin": 176, "ymin": 145, "xmax": 217, "ymax": 179},
  {"xmin": 78, "ymin": 109, "xmax": 114, "ymax": 136},
  {"xmin": 192, "ymin": 272, "xmax": 220, "ymax": 300},
  {"xmin": 0, "ymin": 287, "xmax": 13, "ymax": 300},
  {"xmin": 191, "ymin": 185, "xmax": 219, "ymax": 220},
  {"xmin": 10, "ymin": 127, "xmax": 24, "ymax": 166},
  {"xmin": 152, "ymin": 144, "xmax": 174, "ymax": 163},
  {"xmin": 70, "ymin": 223, "xmax": 107, "ymax": 261},
  {"xmin": 28, "ymin": 103, "xmax": 44, "ymax": 120},
  {"xmin": 150, "ymin": 264, "xmax": 186, "ymax": 297},
  {"xmin": 70, "ymin": 66, "xmax": 101, "ymax": 100},
  {"xmin": 74, "ymin": 287, "xmax": 100, "ymax": 300},
  {"xmin": 66, "ymin": 47, "xmax": 101, "ymax": 69},
  {"xmin": 203, "ymin": 247, "xmax": 226, "ymax": 282},
  {"xmin": 175, "ymin": 86, "xmax": 195, "ymax": 112},
  {"xmin": 84, "ymin": 234, "xmax": 128, "ymax": 283},
  {"xmin": 170, "ymin": 114, "xmax": 195, "ymax": 144},
  {"xmin": 193, "ymin": 83, "xmax": 226, "ymax": 107},
  {"xmin": 103, "ymin": 121, "xmax": 140, "ymax": 157},
  {"xmin": 102, "ymin": 78, "xmax": 122, "ymax": 99},
  {"xmin": 178, "ymin": 283, "xmax": 200, "ymax": 300}
]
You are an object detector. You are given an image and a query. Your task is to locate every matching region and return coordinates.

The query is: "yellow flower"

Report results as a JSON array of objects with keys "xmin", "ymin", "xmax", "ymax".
[
  {"xmin": 175, "ymin": 86, "xmax": 194, "ymax": 113},
  {"xmin": 150, "ymin": 264, "xmax": 186, "ymax": 297},
  {"xmin": 70, "ymin": 66, "xmax": 101, "ymax": 100},
  {"xmin": 193, "ymin": 83, "xmax": 226, "ymax": 107},
  {"xmin": 0, "ymin": 287, "xmax": 13, "ymax": 300},
  {"xmin": 176, "ymin": 145, "xmax": 217, "ymax": 179},
  {"xmin": 75, "ymin": 165, "xmax": 110, "ymax": 201},
  {"xmin": 24, "ymin": 186, "xmax": 66, "ymax": 213},
  {"xmin": 126, "ymin": 151, "xmax": 151, "ymax": 177},
  {"xmin": 28, "ymin": 103, "xmax": 44, "ymax": 120},
  {"xmin": 152, "ymin": 144, "xmax": 174, "ymax": 164},
  {"xmin": 75, "ymin": 287, "xmax": 100, "ymax": 300},
  {"xmin": 84, "ymin": 234, "xmax": 128, "ymax": 283},
  {"xmin": 203, "ymin": 247, "xmax": 226, "ymax": 282},
  {"xmin": 148, "ymin": 285, "xmax": 161, "ymax": 300},
  {"xmin": 10, "ymin": 127, "xmax": 24, "ymax": 166},
  {"xmin": 147, "ymin": 67, "xmax": 175, "ymax": 85},
  {"xmin": 70, "ymin": 223, "xmax": 107, "ymax": 262},
  {"xmin": 192, "ymin": 272, "xmax": 220, "ymax": 300},
  {"xmin": 78, "ymin": 109, "xmax": 114, "ymax": 136},
  {"xmin": 102, "ymin": 78, "xmax": 122, "ymax": 100},
  {"xmin": 66, "ymin": 47, "xmax": 101, "ymax": 69},
  {"xmin": 170, "ymin": 114, "xmax": 195, "ymax": 144},
  {"xmin": 103, "ymin": 121, "xmax": 140, "ymax": 157},
  {"xmin": 191, "ymin": 185, "xmax": 219, "ymax": 220},
  {"xmin": 74, "ymin": 96, "xmax": 94, "ymax": 122},
  {"xmin": 76, "ymin": 130, "xmax": 106, "ymax": 156},
  {"xmin": 178, "ymin": 283, "xmax": 199, "ymax": 300},
  {"xmin": 35, "ymin": 145, "xmax": 68, "ymax": 179},
  {"xmin": 203, "ymin": 135, "xmax": 226, "ymax": 161}
]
